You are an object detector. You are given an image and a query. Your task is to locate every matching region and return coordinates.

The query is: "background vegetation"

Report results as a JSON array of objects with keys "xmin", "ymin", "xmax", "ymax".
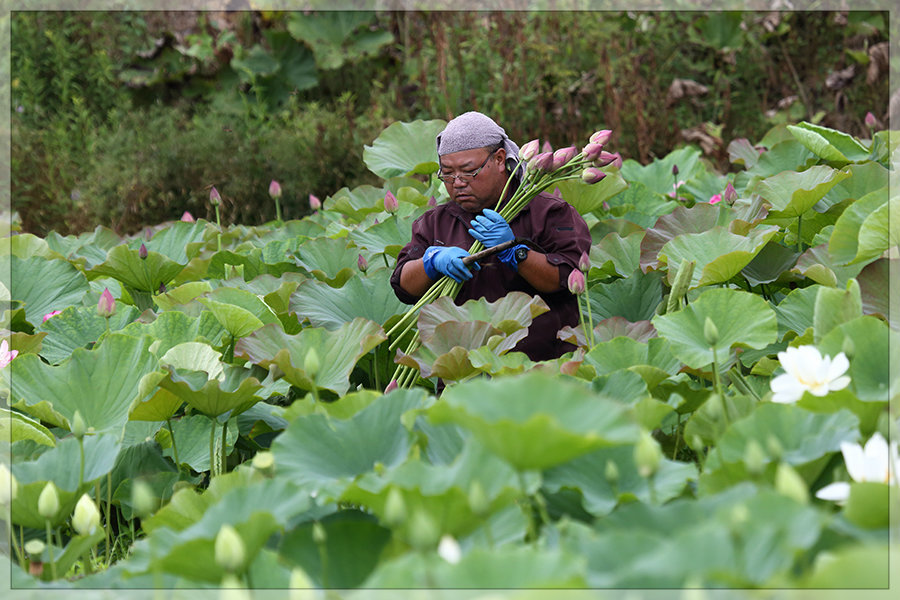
[{"xmin": 9, "ymin": 10, "xmax": 891, "ymax": 236}]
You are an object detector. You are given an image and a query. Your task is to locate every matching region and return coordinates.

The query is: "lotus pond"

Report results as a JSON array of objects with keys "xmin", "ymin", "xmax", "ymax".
[{"xmin": 0, "ymin": 119, "xmax": 898, "ymax": 596}]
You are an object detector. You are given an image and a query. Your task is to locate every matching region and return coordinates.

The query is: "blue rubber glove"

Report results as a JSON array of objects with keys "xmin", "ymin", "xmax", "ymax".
[
  {"xmin": 422, "ymin": 246, "xmax": 480, "ymax": 283},
  {"xmin": 468, "ymin": 209, "xmax": 514, "ymax": 248}
]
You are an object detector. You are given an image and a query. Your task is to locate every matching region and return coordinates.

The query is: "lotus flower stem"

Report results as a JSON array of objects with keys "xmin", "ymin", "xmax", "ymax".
[
  {"xmin": 583, "ymin": 294, "xmax": 595, "ymax": 348},
  {"xmin": 166, "ymin": 417, "xmax": 180, "ymax": 468},
  {"xmin": 796, "ymin": 215, "xmax": 802, "ymax": 252},
  {"xmin": 727, "ymin": 366, "xmax": 759, "ymax": 401},
  {"xmin": 220, "ymin": 419, "xmax": 228, "ymax": 474},
  {"xmin": 78, "ymin": 436, "xmax": 85, "ymax": 490},
  {"xmin": 10, "ymin": 527, "xmax": 26, "ymax": 571},
  {"xmin": 209, "ymin": 419, "xmax": 218, "ymax": 478},
  {"xmin": 45, "ymin": 520, "xmax": 57, "ymax": 579},
  {"xmin": 105, "ymin": 472, "xmax": 112, "ymax": 562},
  {"xmin": 215, "ymin": 205, "xmax": 222, "ymax": 253},
  {"xmin": 711, "ymin": 347, "xmax": 724, "ymax": 402},
  {"xmin": 671, "ymin": 414, "xmax": 683, "ymax": 460}
]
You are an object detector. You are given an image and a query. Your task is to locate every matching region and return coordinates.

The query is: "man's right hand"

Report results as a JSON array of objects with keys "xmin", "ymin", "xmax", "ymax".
[{"xmin": 422, "ymin": 246, "xmax": 479, "ymax": 283}]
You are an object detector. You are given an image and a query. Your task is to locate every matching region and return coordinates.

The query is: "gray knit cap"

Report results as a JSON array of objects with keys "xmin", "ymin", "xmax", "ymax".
[{"xmin": 436, "ymin": 111, "xmax": 521, "ymax": 174}]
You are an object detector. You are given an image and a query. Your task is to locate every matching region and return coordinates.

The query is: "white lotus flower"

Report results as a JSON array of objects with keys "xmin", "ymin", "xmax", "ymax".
[
  {"xmin": 769, "ymin": 346, "xmax": 850, "ymax": 404},
  {"xmin": 437, "ymin": 534, "xmax": 462, "ymax": 564},
  {"xmin": 815, "ymin": 433, "xmax": 899, "ymax": 504}
]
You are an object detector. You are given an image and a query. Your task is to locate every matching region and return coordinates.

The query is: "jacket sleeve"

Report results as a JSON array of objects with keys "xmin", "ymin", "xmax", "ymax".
[
  {"xmin": 532, "ymin": 200, "xmax": 592, "ymax": 290},
  {"xmin": 390, "ymin": 211, "xmax": 433, "ymax": 304}
]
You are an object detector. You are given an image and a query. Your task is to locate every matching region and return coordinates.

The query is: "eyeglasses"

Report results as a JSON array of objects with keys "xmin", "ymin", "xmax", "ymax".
[{"xmin": 437, "ymin": 150, "xmax": 497, "ymax": 183}]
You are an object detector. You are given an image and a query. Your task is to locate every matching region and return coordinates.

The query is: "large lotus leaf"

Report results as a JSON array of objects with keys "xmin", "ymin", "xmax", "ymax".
[
  {"xmin": 588, "ymin": 268, "xmax": 662, "ymax": 322},
  {"xmin": 801, "ymin": 543, "xmax": 889, "ymax": 588},
  {"xmin": 742, "ymin": 138, "xmax": 817, "ymax": 180},
  {"xmin": 1, "ymin": 408, "xmax": 55, "ymax": 447},
  {"xmin": 4, "ymin": 255, "xmax": 91, "ymax": 325},
  {"xmin": 291, "ymin": 237, "xmax": 361, "ymax": 287},
  {"xmin": 348, "ymin": 213, "xmax": 416, "ymax": 258},
  {"xmin": 197, "ymin": 287, "xmax": 280, "ymax": 340},
  {"xmin": 423, "ymin": 320, "xmax": 525, "ymax": 356},
  {"xmin": 605, "ymin": 181, "xmax": 678, "ymax": 228},
  {"xmin": 10, "ymin": 334, "xmax": 159, "ymax": 436},
  {"xmin": 652, "ymin": 288, "xmax": 777, "ymax": 369},
  {"xmin": 754, "ymin": 165, "xmax": 850, "ymax": 218},
  {"xmin": 90, "ymin": 244, "xmax": 186, "ymax": 293},
  {"xmin": 363, "ymin": 545, "xmax": 586, "ymax": 588},
  {"xmin": 593, "ymin": 317, "xmax": 656, "ymax": 343},
  {"xmin": 727, "ymin": 137, "xmax": 761, "ymax": 169},
  {"xmin": 342, "ymin": 438, "xmax": 528, "ymax": 538},
  {"xmin": 813, "ymin": 280, "xmax": 862, "ymax": 344},
  {"xmin": 325, "ymin": 185, "xmax": 390, "ymax": 222},
  {"xmin": 290, "ymin": 269, "xmax": 407, "ymax": 330},
  {"xmin": 278, "ymin": 510, "xmax": 391, "ymax": 589},
  {"xmin": 11, "ymin": 434, "xmax": 120, "ymax": 528},
  {"xmin": 157, "ymin": 414, "xmax": 239, "ymax": 472},
  {"xmin": 158, "ymin": 364, "xmax": 263, "ymax": 419},
  {"xmin": 153, "ymin": 281, "xmax": 213, "ymax": 311},
  {"xmin": 2, "ymin": 233, "xmax": 65, "ymax": 260},
  {"xmin": 659, "ymin": 225, "xmax": 779, "ymax": 288},
  {"xmin": 820, "ymin": 316, "xmax": 898, "ymax": 403},
  {"xmin": 774, "ymin": 285, "xmax": 821, "ymax": 339},
  {"xmin": 270, "ymin": 391, "xmax": 423, "ymax": 498},
  {"xmin": 544, "ymin": 445, "xmax": 697, "ymax": 517},
  {"xmin": 554, "ymin": 171, "xmax": 628, "ymax": 217},
  {"xmin": 363, "ymin": 119, "xmax": 446, "ymax": 179},
  {"xmin": 397, "ymin": 343, "xmax": 476, "ymax": 382},
  {"xmin": 639, "ymin": 203, "xmax": 727, "ymax": 272},
  {"xmin": 828, "ymin": 187, "xmax": 890, "ymax": 266},
  {"xmin": 787, "ymin": 122, "xmax": 870, "ymax": 164},
  {"xmin": 418, "ymin": 292, "xmax": 549, "ymax": 340},
  {"xmin": 791, "ymin": 243, "xmax": 865, "ymax": 287},
  {"xmin": 704, "ymin": 404, "xmax": 859, "ymax": 475},
  {"xmin": 35, "ymin": 303, "xmax": 141, "ymax": 364},
  {"xmin": 204, "ymin": 249, "xmax": 268, "ymax": 281},
  {"xmin": 817, "ymin": 161, "xmax": 889, "ymax": 211},
  {"xmin": 740, "ymin": 241, "xmax": 801, "ymax": 287},
  {"xmin": 619, "ymin": 146, "xmax": 704, "ymax": 197},
  {"xmin": 583, "ymin": 336, "xmax": 681, "ymax": 389},
  {"xmin": 45, "ymin": 225, "xmax": 122, "ymax": 269},
  {"xmin": 142, "ymin": 220, "xmax": 210, "ymax": 264},
  {"xmin": 287, "ymin": 10, "xmax": 392, "ymax": 71},
  {"xmin": 591, "ymin": 370, "xmax": 673, "ymax": 430},
  {"xmin": 467, "ymin": 347, "xmax": 536, "ymax": 378},
  {"xmin": 429, "ymin": 372, "xmax": 641, "ymax": 471},
  {"xmin": 588, "ymin": 231, "xmax": 643, "ymax": 279},
  {"xmin": 857, "ymin": 258, "xmax": 895, "ymax": 327},
  {"xmin": 120, "ymin": 310, "xmax": 227, "ymax": 356},
  {"xmin": 236, "ymin": 318, "xmax": 385, "ymax": 395}
]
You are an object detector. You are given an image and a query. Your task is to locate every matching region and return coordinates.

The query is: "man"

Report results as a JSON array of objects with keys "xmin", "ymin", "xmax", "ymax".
[{"xmin": 389, "ymin": 112, "xmax": 592, "ymax": 361}]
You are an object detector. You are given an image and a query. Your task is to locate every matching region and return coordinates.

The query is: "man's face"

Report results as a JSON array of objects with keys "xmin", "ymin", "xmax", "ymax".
[{"xmin": 439, "ymin": 147, "xmax": 508, "ymax": 213}]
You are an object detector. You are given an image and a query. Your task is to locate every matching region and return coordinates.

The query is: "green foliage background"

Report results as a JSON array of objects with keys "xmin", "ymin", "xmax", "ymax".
[{"xmin": 9, "ymin": 10, "xmax": 890, "ymax": 235}]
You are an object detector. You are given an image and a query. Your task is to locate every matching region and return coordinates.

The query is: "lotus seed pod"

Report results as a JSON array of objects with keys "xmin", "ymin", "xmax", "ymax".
[
  {"xmin": 634, "ymin": 432, "xmax": 662, "ymax": 478},
  {"xmin": 590, "ymin": 129, "xmax": 612, "ymax": 145},
  {"xmin": 131, "ymin": 479, "xmax": 157, "ymax": 518},
  {"xmin": 71, "ymin": 410, "xmax": 87, "ymax": 439},
  {"xmin": 604, "ymin": 459, "xmax": 620, "ymax": 484},
  {"xmin": 312, "ymin": 521, "xmax": 327, "ymax": 545},
  {"xmin": 72, "ymin": 493, "xmax": 101, "ymax": 536},
  {"xmin": 138, "ymin": 243, "xmax": 148, "ymax": 260},
  {"xmin": 214, "ymin": 524, "xmax": 246, "ymax": 572},
  {"xmin": 775, "ymin": 462, "xmax": 808, "ymax": 504},
  {"xmin": 704, "ymin": 317, "xmax": 719, "ymax": 346},
  {"xmin": 304, "ymin": 348, "xmax": 320, "ymax": 378},
  {"xmin": 38, "ymin": 481, "xmax": 60, "ymax": 520},
  {"xmin": 518, "ymin": 139, "xmax": 540, "ymax": 162},
  {"xmin": 383, "ymin": 487, "xmax": 406, "ymax": 527},
  {"xmin": 24, "ymin": 539, "xmax": 46, "ymax": 556},
  {"xmin": 268, "ymin": 180, "xmax": 282, "ymax": 199},
  {"xmin": 252, "ymin": 450, "xmax": 275, "ymax": 473},
  {"xmin": 743, "ymin": 439, "xmax": 767, "ymax": 475},
  {"xmin": 407, "ymin": 508, "xmax": 440, "ymax": 552},
  {"xmin": 467, "ymin": 481, "xmax": 489, "ymax": 517},
  {"xmin": 209, "ymin": 186, "xmax": 221, "ymax": 207}
]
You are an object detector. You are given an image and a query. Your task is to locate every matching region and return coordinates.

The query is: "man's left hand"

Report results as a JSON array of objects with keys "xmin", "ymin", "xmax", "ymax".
[{"xmin": 468, "ymin": 209, "xmax": 514, "ymax": 248}]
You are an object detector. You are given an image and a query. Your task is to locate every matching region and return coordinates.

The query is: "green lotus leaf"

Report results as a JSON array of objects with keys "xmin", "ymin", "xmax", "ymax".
[
  {"xmin": 363, "ymin": 545, "xmax": 586, "ymax": 588},
  {"xmin": 158, "ymin": 364, "xmax": 262, "ymax": 420},
  {"xmin": 10, "ymin": 334, "xmax": 159, "ymax": 436},
  {"xmin": 141, "ymin": 220, "xmax": 210, "ymax": 265},
  {"xmin": 45, "ymin": 225, "xmax": 122, "ymax": 269},
  {"xmin": 2, "ymin": 233, "xmax": 65, "ymax": 260},
  {"xmin": 363, "ymin": 119, "xmax": 446, "ymax": 179},
  {"xmin": 591, "ymin": 369, "xmax": 673, "ymax": 430},
  {"xmin": 342, "ymin": 437, "xmax": 526, "ymax": 538},
  {"xmin": 774, "ymin": 285, "xmax": 820, "ymax": 339},
  {"xmin": 3, "ymin": 255, "xmax": 91, "ymax": 325},
  {"xmin": 620, "ymin": 146, "xmax": 704, "ymax": 197},
  {"xmin": 468, "ymin": 348, "xmax": 536, "ymax": 378},
  {"xmin": 197, "ymin": 286, "xmax": 278, "ymax": 340},
  {"xmin": 813, "ymin": 279, "xmax": 862, "ymax": 343},
  {"xmin": 683, "ymin": 394, "xmax": 757, "ymax": 451},
  {"xmin": 639, "ymin": 203, "xmax": 727, "ymax": 272},
  {"xmin": 583, "ymin": 337, "xmax": 681, "ymax": 389},
  {"xmin": 588, "ymin": 231, "xmax": 643, "ymax": 279},
  {"xmin": 0, "ymin": 408, "xmax": 55, "ymax": 447},
  {"xmin": 153, "ymin": 281, "xmax": 213, "ymax": 311},
  {"xmin": 396, "ymin": 343, "xmax": 475, "ymax": 382},
  {"xmin": 143, "ymin": 468, "xmax": 256, "ymax": 534},
  {"xmin": 157, "ymin": 414, "xmax": 239, "ymax": 472},
  {"xmin": 90, "ymin": 244, "xmax": 186, "ymax": 293},
  {"xmin": 828, "ymin": 187, "xmax": 889, "ymax": 265},
  {"xmin": 740, "ymin": 241, "xmax": 801, "ymax": 287},
  {"xmin": 11, "ymin": 434, "xmax": 121, "ymax": 528},
  {"xmin": 544, "ymin": 445, "xmax": 697, "ymax": 517},
  {"xmin": 589, "ymin": 268, "xmax": 662, "ymax": 322},
  {"xmin": 592, "ymin": 317, "xmax": 657, "ymax": 343},
  {"xmin": 754, "ymin": 165, "xmax": 850, "ymax": 218},
  {"xmin": 36, "ymin": 304, "xmax": 141, "ymax": 364},
  {"xmin": 418, "ymin": 292, "xmax": 550, "ymax": 340},
  {"xmin": 287, "ymin": 10, "xmax": 391, "ymax": 71},
  {"xmin": 429, "ymin": 372, "xmax": 641, "ymax": 471},
  {"xmin": 817, "ymin": 161, "xmax": 889, "ymax": 212},
  {"xmin": 278, "ymin": 510, "xmax": 391, "ymax": 589},
  {"xmin": 129, "ymin": 375, "xmax": 184, "ymax": 422},
  {"xmin": 857, "ymin": 258, "xmax": 895, "ymax": 327},
  {"xmin": 800, "ymin": 543, "xmax": 889, "ymax": 588},
  {"xmin": 348, "ymin": 213, "xmax": 416, "ymax": 258},
  {"xmin": 4, "ymin": 330, "xmax": 46, "ymax": 356},
  {"xmin": 554, "ymin": 171, "xmax": 628, "ymax": 217},
  {"xmin": 742, "ymin": 138, "xmax": 817, "ymax": 180},
  {"xmin": 727, "ymin": 137, "xmax": 761, "ymax": 169},
  {"xmin": 204, "ymin": 249, "xmax": 268, "ymax": 281},
  {"xmin": 791, "ymin": 243, "xmax": 865, "ymax": 287},
  {"xmin": 290, "ymin": 269, "xmax": 408, "ymax": 330},
  {"xmin": 291, "ymin": 237, "xmax": 362, "ymax": 287},
  {"xmin": 325, "ymin": 185, "xmax": 389, "ymax": 222},
  {"xmin": 605, "ymin": 181, "xmax": 678, "ymax": 228},
  {"xmin": 652, "ymin": 288, "xmax": 777, "ymax": 369},
  {"xmin": 659, "ymin": 225, "xmax": 779, "ymax": 288},
  {"xmin": 819, "ymin": 316, "xmax": 898, "ymax": 403},
  {"xmin": 236, "ymin": 318, "xmax": 386, "ymax": 395},
  {"xmin": 270, "ymin": 391, "xmax": 424, "ymax": 498},
  {"xmin": 787, "ymin": 122, "xmax": 870, "ymax": 164},
  {"xmin": 120, "ymin": 310, "xmax": 228, "ymax": 356}
]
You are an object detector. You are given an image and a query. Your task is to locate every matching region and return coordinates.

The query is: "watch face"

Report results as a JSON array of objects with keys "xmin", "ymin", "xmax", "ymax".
[{"xmin": 515, "ymin": 247, "xmax": 529, "ymax": 262}]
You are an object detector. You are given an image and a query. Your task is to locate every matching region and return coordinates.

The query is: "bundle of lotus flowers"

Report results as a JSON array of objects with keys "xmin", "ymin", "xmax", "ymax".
[{"xmin": 386, "ymin": 130, "xmax": 620, "ymax": 389}]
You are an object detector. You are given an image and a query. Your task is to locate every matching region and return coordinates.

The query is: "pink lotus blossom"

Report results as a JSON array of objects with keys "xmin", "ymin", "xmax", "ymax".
[
  {"xmin": 723, "ymin": 182, "xmax": 737, "ymax": 204},
  {"xmin": 209, "ymin": 187, "xmax": 221, "ymax": 206},
  {"xmin": 181, "ymin": 211, "xmax": 195, "ymax": 222},
  {"xmin": 708, "ymin": 194, "xmax": 722, "ymax": 205},
  {"xmin": 384, "ymin": 191, "xmax": 399, "ymax": 214},
  {"xmin": 518, "ymin": 139, "xmax": 540, "ymax": 162},
  {"xmin": 530, "ymin": 152, "xmax": 554, "ymax": 172},
  {"xmin": 567, "ymin": 269, "xmax": 586, "ymax": 295},
  {"xmin": 0, "ymin": 340, "xmax": 19, "ymax": 368},
  {"xmin": 667, "ymin": 180, "xmax": 686, "ymax": 198},
  {"xmin": 865, "ymin": 112, "xmax": 876, "ymax": 127},
  {"xmin": 594, "ymin": 151, "xmax": 618, "ymax": 168},
  {"xmin": 42, "ymin": 310, "xmax": 62, "ymax": 323},
  {"xmin": 309, "ymin": 194, "xmax": 321, "ymax": 211},
  {"xmin": 552, "ymin": 146, "xmax": 577, "ymax": 170},
  {"xmin": 384, "ymin": 379, "xmax": 399, "ymax": 394},
  {"xmin": 582, "ymin": 142, "xmax": 604, "ymax": 161},
  {"xmin": 97, "ymin": 288, "xmax": 116, "ymax": 318},
  {"xmin": 590, "ymin": 129, "xmax": 612, "ymax": 146},
  {"xmin": 268, "ymin": 180, "xmax": 282, "ymax": 199},
  {"xmin": 581, "ymin": 167, "xmax": 606, "ymax": 184}
]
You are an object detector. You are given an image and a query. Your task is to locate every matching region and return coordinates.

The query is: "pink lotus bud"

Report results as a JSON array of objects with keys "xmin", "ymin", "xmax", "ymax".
[
  {"xmin": 672, "ymin": 165, "xmax": 679, "ymax": 176},
  {"xmin": 384, "ymin": 379, "xmax": 399, "ymax": 394},
  {"xmin": 610, "ymin": 153, "xmax": 623, "ymax": 169},
  {"xmin": 384, "ymin": 191, "xmax": 399, "ymax": 214},
  {"xmin": 581, "ymin": 167, "xmax": 606, "ymax": 184},
  {"xmin": 530, "ymin": 152, "xmax": 554, "ymax": 172},
  {"xmin": 567, "ymin": 269, "xmax": 586, "ymax": 295},
  {"xmin": 582, "ymin": 142, "xmax": 604, "ymax": 161},
  {"xmin": 723, "ymin": 182, "xmax": 737, "ymax": 204},
  {"xmin": 159, "ymin": 282, "xmax": 166, "ymax": 294},
  {"xmin": 181, "ymin": 211, "xmax": 195, "ymax": 222},
  {"xmin": 519, "ymin": 139, "xmax": 540, "ymax": 162},
  {"xmin": 594, "ymin": 151, "xmax": 618, "ymax": 168},
  {"xmin": 708, "ymin": 194, "xmax": 722, "ymax": 205},
  {"xmin": 0, "ymin": 339, "xmax": 18, "ymax": 368},
  {"xmin": 590, "ymin": 129, "xmax": 612, "ymax": 145},
  {"xmin": 552, "ymin": 146, "xmax": 577, "ymax": 170},
  {"xmin": 357, "ymin": 254, "xmax": 368, "ymax": 272},
  {"xmin": 42, "ymin": 310, "xmax": 62, "ymax": 323},
  {"xmin": 428, "ymin": 196, "xmax": 437, "ymax": 207},
  {"xmin": 309, "ymin": 194, "xmax": 321, "ymax": 211},
  {"xmin": 602, "ymin": 201, "xmax": 610, "ymax": 211},
  {"xmin": 138, "ymin": 243, "xmax": 148, "ymax": 259},
  {"xmin": 97, "ymin": 288, "xmax": 116, "ymax": 318},
  {"xmin": 541, "ymin": 141, "xmax": 553, "ymax": 154},
  {"xmin": 209, "ymin": 187, "xmax": 221, "ymax": 207},
  {"xmin": 578, "ymin": 251, "xmax": 590, "ymax": 273},
  {"xmin": 865, "ymin": 111, "xmax": 876, "ymax": 127},
  {"xmin": 268, "ymin": 180, "xmax": 282, "ymax": 199}
]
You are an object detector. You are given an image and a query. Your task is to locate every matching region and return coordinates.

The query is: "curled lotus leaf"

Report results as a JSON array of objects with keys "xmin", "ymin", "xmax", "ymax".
[
  {"xmin": 856, "ymin": 258, "xmax": 895, "ymax": 328},
  {"xmin": 90, "ymin": 244, "xmax": 186, "ymax": 293},
  {"xmin": 588, "ymin": 231, "xmax": 643, "ymax": 279},
  {"xmin": 787, "ymin": 122, "xmax": 870, "ymax": 164},
  {"xmin": 362, "ymin": 119, "xmax": 446, "ymax": 180},
  {"xmin": 828, "ymin": 187, "xmax": 892, "ymax": 266},
  {"xmin": 290, "ymin": 268, "xmax": 408, "ymax": 330},
  {"xmin": 325, "ymin": 185, "xmax": 390, "ymax": 222},
  {"xmin": 558, "ymin": 318, "xmax": 656, "ymax": 348},
  {"xmin": 291, "ymin": 237, "xmax": 362, "ymax": 287},
  {"xmin": 639, "ymin": 203, "xmax": 726, "ymax": 273},
  {"xmin": 583, "ymin": 336, "xmax": 681, "ymax": 389},
  {"xmin": 157, "ymin": 364, "xmax": 263, "ymax": 420},
  {"xmin": 3, "ymin": 255, "xmax": 91, "ymax": 326},
  {"xmin": 418, "ymin": 292, "xmax": 549, "ymax": 340},
  {"xmin": 348, "ymin": 212, "xmax": 417, "ymax": 258},
  {"xmin": 754, "ymin": 165, "xmax": 850, "ymax": 218},
  {"xmin": 791, "ymin": 243, "xmax": 865, "ymax": 287}
]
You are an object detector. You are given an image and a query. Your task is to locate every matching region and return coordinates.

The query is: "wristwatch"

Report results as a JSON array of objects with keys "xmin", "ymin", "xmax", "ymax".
[{"xmin": 514, "ymin": 245, "xmax": 529, "ymax": 264}]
